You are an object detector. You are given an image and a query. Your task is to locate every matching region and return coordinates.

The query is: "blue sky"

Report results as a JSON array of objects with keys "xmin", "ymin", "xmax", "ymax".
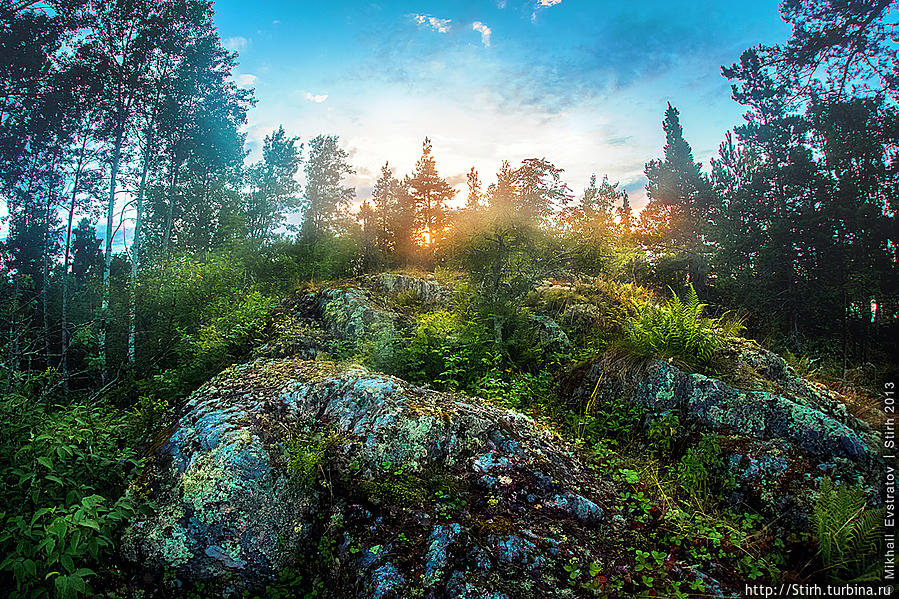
[{"xmin": 214, "ymin": 0, "xmax": 791, "ymax": 210}]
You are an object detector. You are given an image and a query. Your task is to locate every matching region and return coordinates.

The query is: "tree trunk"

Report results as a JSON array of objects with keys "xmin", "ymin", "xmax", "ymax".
[
  {"xmin": 163, "ymin": 159, "xmax": 180, "ymax": 255},
  {"xmin": 100, "ymin": 124, "xmax": 125, "ymax": 383},
  {"xmin": 129, "ymin": 125, "xmax": 153, "ymax": 366},
  {"xmin": 42, "ymin": 158, "xmax": 55, "ymax": 368},
  {"xmin": 61, "ymin": 132, "xmax": 89, "ymax": 391}
]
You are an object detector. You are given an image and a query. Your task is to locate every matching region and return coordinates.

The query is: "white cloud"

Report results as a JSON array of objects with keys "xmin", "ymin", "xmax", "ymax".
[
  {"xmin": 532, "ymin": 0, "xmax": 562, "ymax": 21},
  {"xmin": 235, "ymin": 73, "xmax": 256, "ymax": 88},
  {"xmin": 224, "ymin": 36, "xmax": 247, "ymax": 52},
  {"xmin": 304, "ymin": 92, "xmax": 329, "ymax": 103},
  {"xmin": 413, "ymin": 14, "xmax": 451, "ymax": 33},
  {"xmin": 472, "ymin": 21, "xmax": 492, "ymax": 47}
]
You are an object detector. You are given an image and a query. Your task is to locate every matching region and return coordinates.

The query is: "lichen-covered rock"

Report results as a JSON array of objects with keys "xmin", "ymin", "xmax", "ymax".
[
  {"xmin": 318, "ymin": 287, "xmax": 402, "ymax": 346},
  {"xmin": 632, "ymin": 361, "xmax": 879, "ymax": 466},
  {"xmin": 560, "ymin": 303, "xmax": 605, "ymax": 330},
  {"xmin": 366, "ymin": 273, "xmax": 451, "ymax": 306},
  {"xmin": 528, "ymin": 315, "xmax": 571, "ymax": 355},
  {"xmin": 123, "ymin": 358, "xmax": 618, "ymax": 597},
  {"xmin": 721, "ymin": 339, "xmax": 870, "ymax": 432},
  {"xmin": 571, "ymin": 351, "xmax": 883, "ymax": 527}
]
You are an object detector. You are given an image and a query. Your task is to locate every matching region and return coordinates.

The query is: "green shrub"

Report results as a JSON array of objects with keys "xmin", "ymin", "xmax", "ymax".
[
  {"xmin": 399, "ymin": 310, "xmax": 488, "ymax": 391},
  {"xmin": 646, "ymin": 413, "xmax": 680, "ymax": 455},
  {"xmin": 394, "ymin": 288, "xmax": 422, "ymax": 309},
  {"xmin": 812, "ymin": 478, "xmax": 884, "ymax": 582},
  {"xmin": 573, "ymin": 394, "xmax": 645, "ymax": 451},
  {"xmin": 0, "ymin": 398, "xmax": 145, "ymax": 598},
  {"xmin": 620, "ymin": 284, "xmax": 743, "ymax": 368},
  {"xmin": 676, "ymin": 434, "xmax": 725, "ymax": 502}
]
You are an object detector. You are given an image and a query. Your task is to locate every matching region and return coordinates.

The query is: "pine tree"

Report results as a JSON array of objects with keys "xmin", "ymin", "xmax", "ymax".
[
  {"xmin": 642, "ymin": 103, "xmax": 715, "ymax": 291},
  {"xmin": 301, "ymin": 134, "xmax": 355, "ymax": 239},
  {"xmin": 406, "ymin": 137, "xmax": 455, "ymax": 252}
]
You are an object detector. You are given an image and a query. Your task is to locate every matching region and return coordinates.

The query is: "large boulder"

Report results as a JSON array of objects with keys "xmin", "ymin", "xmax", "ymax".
[
  {"xmin": 122, "ymin": 358, "xmax": 618, "ymax": 597},
  {"xmin": 574, "ymin": 344, "xmax": 883, "ymax": 521}
]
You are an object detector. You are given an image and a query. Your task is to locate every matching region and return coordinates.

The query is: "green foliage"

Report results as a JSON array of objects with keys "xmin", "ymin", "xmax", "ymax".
[
  {"xmin": 812, "ymin": 478, "xmax": 884, "ymax": 582},
  {"xmin": 676, "ymin": 434, "xmax": 726, "ymax": 502},
  {"xmin": 393, "ymin": 287, "xmax": 422, "ymax": 309},
  {"xmin": 658, "ymin": 507, "xmax": 783, "ymax": 584},
  {"xmin": 284, "ymin": 429, "xmax": 340, "ymax": 489},
  {"xmin": 621, "ymin": 284, "xmax": 744, "ymax": 368},
  {"xmin": 137, "ymin": 248, "xmax": 282, "ymax": 399},
  {"xmin": 400, "ymin": 309, "xmax": 485, "ymax": 390},
  {"xmin": 646, "ymin": 413, "xmax": 680, "ymax": 455},
  {"xmin": 574, "ymin": 394, "xmax": 645, "ymax": 453},
  {"xmin": 0, "ymin": 398, "xmax": 146, "ymax": 598},
  {"xmin": 473, "ymin": 359, "xmax": 554, "ymax": 411}
]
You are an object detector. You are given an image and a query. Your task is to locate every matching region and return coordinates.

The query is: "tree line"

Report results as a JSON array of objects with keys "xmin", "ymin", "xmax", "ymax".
[{"xmin": 1, "ymin": 0, "xmax": 896, "ymax": 404}]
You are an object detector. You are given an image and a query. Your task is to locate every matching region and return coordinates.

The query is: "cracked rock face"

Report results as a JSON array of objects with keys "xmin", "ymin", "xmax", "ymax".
[
  {"xmin": 633, "ymin": 360, "xmax": 878, "ymax": 466},
  {"xmin": 575, "ymin": 342, "xmax": 883, "ymax": 519},
  {"xmin": 122, "ymin": 358, "xmax": 616, "ymax": 596},
  {"xmin": 366, "ymin": 273, "xmax": 452, "ymax": 306}
]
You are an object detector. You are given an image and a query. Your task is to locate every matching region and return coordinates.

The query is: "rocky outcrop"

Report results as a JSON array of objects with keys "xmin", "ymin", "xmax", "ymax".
[
  {"xmin": 123, "ymin": 358, "xmax": 617, "ymax": 597},
  {"xmin": 123, "ymin": 276, "xmax": 886, "ymax": 596},
  {"xmin": 366, "ymin": 273, "xmax": 451, "ymax": 306},
  {"xmin": 528, "ymin": 315, "xmax": 571, "ymax": 356},
  {"xmin": 574, "ymin": 342, "xmax": 883, "ymax": 522},
  {"xmin": 633, "ymin": 360, "xmax": 877, "ymax": 465},
  {"xmin": 318, "ymin": 287, "xmax": 402, "ymax": 346}
]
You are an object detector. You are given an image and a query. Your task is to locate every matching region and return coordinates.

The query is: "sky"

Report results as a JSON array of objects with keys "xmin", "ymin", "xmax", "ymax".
[{"xmin": 213, "ymin": 0, "xmax": 792, "ymax": 212}]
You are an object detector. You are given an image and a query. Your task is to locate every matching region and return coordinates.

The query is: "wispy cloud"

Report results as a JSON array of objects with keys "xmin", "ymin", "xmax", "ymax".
[
  {"xmin": 472, "ymin": 22, "xmax": 492, "ymax": 47},
  {"xmin": 224, "ymin": 36, "xmax": 248, "ymax": 52},
  {"xmin": 235, "ymin": 73, "xmax": 256, "ymax": 88},
  {"xmin": 304, "ymin": 92, "xmax": 329, "ymax": 103},
  {"xmin": 532, "ymin": 0, "xmax": 563, "ymax": 22},
  {"xmin": 413, "ymin": 14, "xmax": 451, "ymax": 33}
]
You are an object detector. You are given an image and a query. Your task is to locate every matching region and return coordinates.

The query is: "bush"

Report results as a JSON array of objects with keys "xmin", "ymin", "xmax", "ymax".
[
  {"xmin": 398, "ymin": 310, "xmax": 489, "ymax": 391},
  {"xmin": 620, "ymin": 284, "xmax": 743, "ymax": 368},
  {"xmin": 0, "ymin": 398, "xmax": 145, "ymax": 598}
]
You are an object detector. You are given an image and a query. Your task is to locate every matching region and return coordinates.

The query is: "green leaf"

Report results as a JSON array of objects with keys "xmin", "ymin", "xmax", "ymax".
[
  {"xmin": 36, "ymin": 457, "xmax": 53, "ymax": 470},
  {"xmin": 79, "ymin": 519, "xmax": 99, "ymax": 532},
  {"xmin": 60, "ymin": 554, "xmax": 75, "ymax": 574}
]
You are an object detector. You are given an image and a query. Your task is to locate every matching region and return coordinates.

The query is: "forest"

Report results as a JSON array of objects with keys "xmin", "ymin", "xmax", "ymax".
[{"xmin": 0, "ymin": 0, "xmax": 897, "ymax": 598}]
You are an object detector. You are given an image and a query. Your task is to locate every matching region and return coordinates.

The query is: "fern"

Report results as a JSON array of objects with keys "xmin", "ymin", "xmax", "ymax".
[
  {"xmin": 620, "ymin": 284, "xmax": 744, "ymax": 368},
  {"xmin": 812, "ymin": 478, "xmax": 885, "ymax": 582}
]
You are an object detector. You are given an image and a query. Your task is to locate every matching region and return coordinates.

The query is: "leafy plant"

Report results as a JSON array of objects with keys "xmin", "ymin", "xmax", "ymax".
[
  {"xmin": 812, "ymin": 478, "xmax": 884, "ymax": 582},
  {"xmin": 620, "ymin": 284, "xmax": 744, "ymax": 368},
  {"xmin": 676, "ymin": 434, "xmax": 724, "ymax": 502},
  {"xmin": 0, "ymin": 399, "xmax": 146, "ymax": 598},
  {"xmin": 646, "ymin": 413, "xmax": 680, "ymax": 455}
]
